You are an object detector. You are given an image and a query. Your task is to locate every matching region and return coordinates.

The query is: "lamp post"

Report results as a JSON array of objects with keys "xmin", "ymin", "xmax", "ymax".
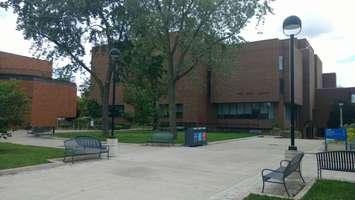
[
  {"xmin": 109, "ymin": 48, "xmax": 120, "ymax": 138},
  {"xmin": 283, "ymin": 15, "xmax": 302, "ymax": 151},
  {"xmin": 339, "ymin": 102, "xmax": 344, "ymax": 127}
]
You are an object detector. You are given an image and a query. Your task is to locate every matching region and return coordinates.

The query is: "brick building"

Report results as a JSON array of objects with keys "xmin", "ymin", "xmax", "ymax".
[
  {"xmin": 0, "ymin": 51, "xmax": 77, "ymax": 127},
  {"xmin": 314, "ymin": 73, "xmax": 355, "ymax": 135},
  {"xmin": 90, "ymin": 38, "xmax": 354, "ymax": 136}
]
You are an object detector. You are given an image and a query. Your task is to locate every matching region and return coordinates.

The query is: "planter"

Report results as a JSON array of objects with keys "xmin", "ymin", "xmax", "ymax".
[{"xmin": 106, "ymin": 138, "xmax": 118, "ymax": 158}]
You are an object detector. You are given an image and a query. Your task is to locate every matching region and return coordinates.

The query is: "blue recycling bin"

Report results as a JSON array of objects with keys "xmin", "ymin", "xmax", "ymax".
[{"xmin": 184, "ymin": 127, "xmax": 207, "ymax": 147}]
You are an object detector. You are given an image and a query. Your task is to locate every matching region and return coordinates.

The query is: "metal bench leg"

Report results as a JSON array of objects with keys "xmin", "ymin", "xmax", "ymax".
[
  {"xmin": 283, "ymin": 179, "xmax": 291, "ymax": 197},
  {"xmin": 299, "ymin": 171, "xmax": 305, "ymax": 183},
  {"xmin": 261, "ymin": 179, "xmax": 265, "ymax": 193}
]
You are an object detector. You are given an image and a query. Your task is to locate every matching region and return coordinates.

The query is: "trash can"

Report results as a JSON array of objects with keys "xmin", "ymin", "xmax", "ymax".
[{"xmin": 184, "ymin": 127, "xmax": 207, "ymax": 147}]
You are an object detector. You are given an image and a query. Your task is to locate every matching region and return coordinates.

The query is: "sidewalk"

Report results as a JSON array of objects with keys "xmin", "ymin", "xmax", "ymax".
[{"xmin": 1, "ymin": 133, "xmax": 355, "ymax": 200}]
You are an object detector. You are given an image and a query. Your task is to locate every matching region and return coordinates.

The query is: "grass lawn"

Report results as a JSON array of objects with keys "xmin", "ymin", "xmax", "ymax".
[
  {"xmin": 53, "ymin": 130, "xmax": 254, "ymax": 144},
  {"xmin": 0, "ymin": 142, "xmax": 64, "ymax": 170},
  {"xmin": 244, "ymin": 180, "xmax": 355, "ymax": 200}
]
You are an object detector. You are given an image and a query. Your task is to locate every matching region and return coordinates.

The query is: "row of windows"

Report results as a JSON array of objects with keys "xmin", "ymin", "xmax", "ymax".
[
  {"xmin": 160, "ymin": 104, "xmax": 183, "ymax": 119},
  {"xmin": 216, "ymin": 103, "xmax": 275, "ymax": 120}
]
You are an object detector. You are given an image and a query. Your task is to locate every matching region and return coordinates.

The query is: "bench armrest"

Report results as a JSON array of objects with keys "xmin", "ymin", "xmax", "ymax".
[
  {"xmin": 280, "ymin": 160, "xmax": 290, "ymax": 167},
  {"xmin": 262, "ymin": 168, "xmax": 283, "ymax": 176}
]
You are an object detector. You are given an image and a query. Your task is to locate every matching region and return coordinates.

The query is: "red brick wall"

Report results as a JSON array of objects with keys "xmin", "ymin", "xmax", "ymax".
[
  {"xmin": 211, "ymin": 39, "xmax": 280, "ymax": 103},
  {"xmin": 15, "ymin": 80, "xmax": 77, "ymax": 127},
  {"xmin": 0, "ymin": 51, "xmax": 52, "ymax": 78}
]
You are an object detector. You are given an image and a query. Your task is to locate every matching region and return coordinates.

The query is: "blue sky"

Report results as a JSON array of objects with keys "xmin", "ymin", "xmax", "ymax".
[{"xmin": 1, "ymin": 0, "xmax": 355, "ymax": 88}]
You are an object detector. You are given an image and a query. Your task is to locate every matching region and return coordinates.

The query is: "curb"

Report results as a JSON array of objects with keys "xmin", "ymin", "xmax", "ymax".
[
  {"xmin": 0, "ymin": 158, "xmax": 65, "ymax": 176},
  {"xmin": 294, "ymin": 178, "xmax": 316, "ymax": 199},
  {"xmin": 250, "ymin": 177, "xmax": 316, "ymax": 200}
]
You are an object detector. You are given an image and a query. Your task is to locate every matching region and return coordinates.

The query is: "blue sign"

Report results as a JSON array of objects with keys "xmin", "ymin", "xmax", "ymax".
[{"xmin": 325, "ymin": 128, "xmax": 347, "ymax": 141}]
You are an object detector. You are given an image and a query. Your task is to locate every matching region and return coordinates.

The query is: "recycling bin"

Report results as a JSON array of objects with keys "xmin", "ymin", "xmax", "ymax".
[{"xmin": 184, "ymin": 127, "xmax": 207, "ymax": 147}]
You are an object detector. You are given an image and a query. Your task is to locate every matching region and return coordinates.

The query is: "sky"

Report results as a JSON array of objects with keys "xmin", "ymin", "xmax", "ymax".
[{"xmin": 0, "ymin": 0, "xmax": 355, "ymax": 88}]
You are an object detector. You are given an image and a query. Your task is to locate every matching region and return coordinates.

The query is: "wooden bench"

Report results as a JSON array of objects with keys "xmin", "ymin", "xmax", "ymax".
[
  {"xmin": 64, "ymin": 136, "xmax": 109, "ymax": 163},
  {"xmin": 316, "ymin": 151, "xmax": 355, "ymax": 179},
  {"xmin": 147, "ymin": 131, "xmax": 174, "ymax": 146},
  {"xmin": 261, "ymin": 152, "xmax": 305, "ymax": 197}
]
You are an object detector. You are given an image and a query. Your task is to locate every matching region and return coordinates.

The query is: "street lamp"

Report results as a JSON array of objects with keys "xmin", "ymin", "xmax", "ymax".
[
  {"xmin": 339, "ymin": 102, "xmax": 344, "ymax": 127},
  {"xmin": 283, "ymin": 15, "xmax": 302, "ymax": 151},
  {"xmin": 109, "ymin": 48, "xmax": 120, "ymax": 138}
]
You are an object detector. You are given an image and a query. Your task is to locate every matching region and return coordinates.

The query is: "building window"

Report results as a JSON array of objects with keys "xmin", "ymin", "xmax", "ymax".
[
  {"xmin": 279, "ymin": 79, "xmax": 285, "ymax": 95},
  {"xmin": 216, "ymin": 102, "xmax": 274, "ymax": 120},
  {"xmin": 160, "ymin": 104, "xmax": 183, "ymax": 119},
  {"xmin": 278, "ymin": 56, "xmax": 284, "ymax": 71}
]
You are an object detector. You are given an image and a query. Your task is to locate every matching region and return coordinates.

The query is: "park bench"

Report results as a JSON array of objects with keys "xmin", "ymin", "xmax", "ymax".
[
  {"xmin": 316, "ymin": 151, "xmax": 355, "ymax": 179},
  {"xmin": 147, "ymin": 131, "xmax": 174, "ymax": 146},
  {"xmin": 64, "ymin": 136, "xmax": 109, "ymax": 163},
  {"xmin": 27, "ymin": 127, "xmax": 54, "ymax": 136},
  {"xmin": 261, "ymin": 152, "xmax": 305, "ymax": 197},
  {"xmin": 350, "ymin": 143, "xmax": 355, "ymax": 151}
]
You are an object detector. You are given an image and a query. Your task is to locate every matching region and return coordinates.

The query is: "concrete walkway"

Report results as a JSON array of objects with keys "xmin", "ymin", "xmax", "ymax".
[
  {"xmin": 1, "ymin": 133, "xmax": 355, "ymax": 200},
  {"xmin": 5, "ymin": 130, "xmax": 65, "ymax": 148}
]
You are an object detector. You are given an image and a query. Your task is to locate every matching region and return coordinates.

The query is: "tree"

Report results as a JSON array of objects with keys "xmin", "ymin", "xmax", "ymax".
[
  {"xmin": 0, "ymin": 81, "xmax": 30, "ymax": 136},
  {"xmin": 129, "ymin": 0, "xmax": 272, "ymax": 136},
  {"xmin": 122, "ymin": 40, "xmax": 166, "ymax": 127},
  {"xmin": 327, "ymin": 103, "xmax": 355, "ymax": 128},
  {"xmin": 53, "ymin": 64, "xmax": 75, "ymax": 82},
  {"xmin": 1, "ymin": 0, "xmax": 132, "ymax": 135},
  {"xmin": 77, "ymin": 77, "xmax": 102, "ymax": 119}
]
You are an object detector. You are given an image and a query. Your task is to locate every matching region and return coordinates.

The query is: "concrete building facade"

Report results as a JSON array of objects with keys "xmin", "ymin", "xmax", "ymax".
[{"xmin": 0, "ymin": 51, "xmax": 77, "ymax": 127}]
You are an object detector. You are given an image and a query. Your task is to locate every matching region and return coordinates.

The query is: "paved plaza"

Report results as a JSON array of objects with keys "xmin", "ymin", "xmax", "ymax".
[{"xmin": 1, "ymin": 132, "xmax": 355, "ymax": 200}]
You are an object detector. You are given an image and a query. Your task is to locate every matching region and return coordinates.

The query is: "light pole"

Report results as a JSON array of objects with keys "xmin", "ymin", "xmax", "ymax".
[
  {"xmin": 109, "ymin": 48, "xmax": 120, "ymax": 138},
  {"xmin": 283, "ymin": 15, "xmax": 302, "ymax": 151},
  {"xmin": 339, "ymin": 102, "xmax": 344, "ymax": 127}
]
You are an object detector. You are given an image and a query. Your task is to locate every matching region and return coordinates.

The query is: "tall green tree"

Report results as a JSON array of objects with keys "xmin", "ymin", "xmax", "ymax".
[
  {"xmin": 129, "ymin": 0, "xmax": 273, "ymax": 136},
  {"xmin": 0, "ymin": 81, "xmax": 30, "ymax": 135},
  {"xmin": 1, "ymin": 0, "xmax": 131, "ymax": 135},
  {"xmin": 123, "ymin": 41, "xmax": 166, "ymax": 127}
]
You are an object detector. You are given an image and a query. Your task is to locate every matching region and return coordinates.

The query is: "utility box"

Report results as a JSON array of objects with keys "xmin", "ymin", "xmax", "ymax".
[{"xmin": 184, "ymin": 127, "xmax": 207, "ymax": 147}]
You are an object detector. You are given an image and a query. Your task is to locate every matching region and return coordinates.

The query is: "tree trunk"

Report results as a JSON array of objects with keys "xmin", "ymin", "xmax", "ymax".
[
  {"xmin": 101, "ymin": 83, "xmax": 110, "ymax": 135},
  {"xmin": 168, "ymin": 60, "xmax": 177, "ymax": 138}
]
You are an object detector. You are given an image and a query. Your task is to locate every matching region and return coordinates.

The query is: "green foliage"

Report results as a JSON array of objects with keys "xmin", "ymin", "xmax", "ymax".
[
  {"xmin": 327, "ymin": 102, "xmax": 355, "ymax": 128},
  {"xmin": 0, "ymin": 81, "xmax": 30, "ymax": 134},
  {"xmin": 1, "ymin": 0, "xmax": 132, "ymax": 134},
  {"xmin": 0, "ymin": 143, "xmax": 64, "ymax": 170},
  {"xmin": 53, "ymin": 64, "xmax": 75, "ymax": 82},
  {"xmin": 77, "ymin": 96, "xmax": 102, "ymax": 119},
  {"xmin": 245, "ymin": 180, "xmax": 355, "ymax": 200},
  {"xmin": 302, "ymin": 179, "xmax": 355, "ymax": 200},
  {"xmin": 122, "ymin": 41, "xmax": 166, "ymax": 126},
  {"xmin": 128, "ymin": 0, "xmax": 273, "ymax": 133}
]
